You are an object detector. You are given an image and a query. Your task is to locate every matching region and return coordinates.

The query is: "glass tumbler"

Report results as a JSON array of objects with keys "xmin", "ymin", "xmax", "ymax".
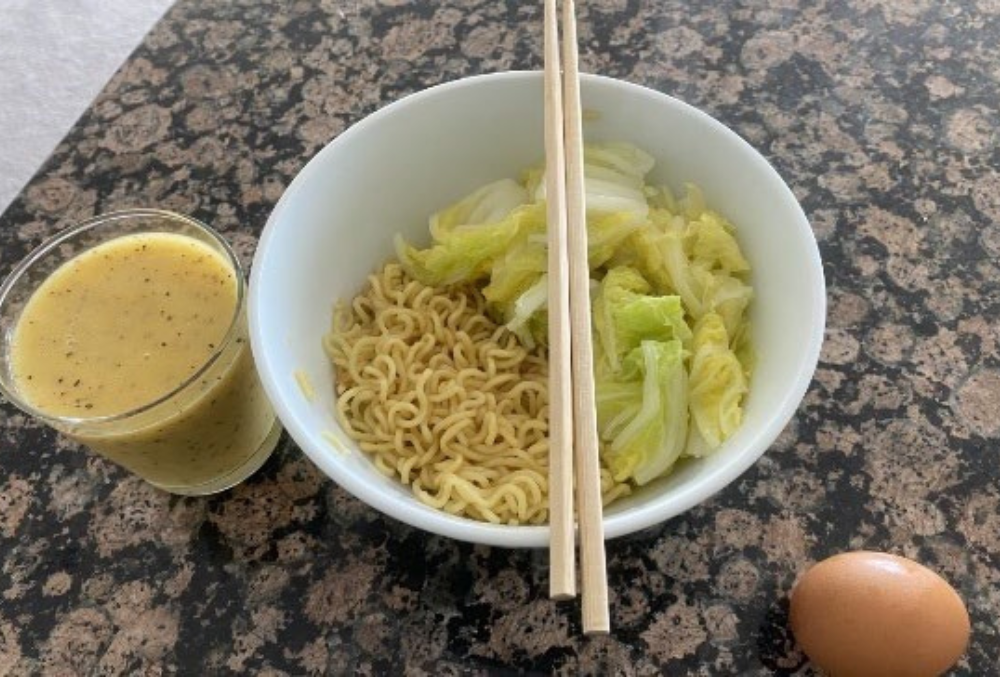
[{"xmin": 0, "ymin": 209, "xmax": 281, "ymax": 495}]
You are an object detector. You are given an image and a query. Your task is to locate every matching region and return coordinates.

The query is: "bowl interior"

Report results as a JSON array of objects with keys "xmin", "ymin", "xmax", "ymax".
[{"xmin": 249, "ymin": 72, "xmax": 825, "ymax": 547}]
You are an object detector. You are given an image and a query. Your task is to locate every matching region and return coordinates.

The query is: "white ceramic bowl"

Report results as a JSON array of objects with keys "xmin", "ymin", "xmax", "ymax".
[{"xmin": 249, "ymin": 72, "xmax": 825, "ymax": 548}]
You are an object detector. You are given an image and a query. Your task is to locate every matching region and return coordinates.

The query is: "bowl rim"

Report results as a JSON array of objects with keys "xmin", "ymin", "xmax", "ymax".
[{"xmin": 249, "ymin": 70, "xmax": 827, "ymax": 548}]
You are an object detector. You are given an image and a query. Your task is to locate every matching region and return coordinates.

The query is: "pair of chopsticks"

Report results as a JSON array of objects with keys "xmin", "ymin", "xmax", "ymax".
[{"xmin": 544, "ymin": 0, "xmax": 609, "ymax": 635}]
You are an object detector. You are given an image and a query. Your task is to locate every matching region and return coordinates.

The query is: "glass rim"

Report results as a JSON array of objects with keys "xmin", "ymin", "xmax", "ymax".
[{"xmin": 0, "ymin": 208, "xmax": 247, "ymax": 428}]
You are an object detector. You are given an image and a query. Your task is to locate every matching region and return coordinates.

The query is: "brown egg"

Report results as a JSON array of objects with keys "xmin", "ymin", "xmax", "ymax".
[{"xmin": 789, "ymin": 551, "xmax": 970, "ymax": 677}]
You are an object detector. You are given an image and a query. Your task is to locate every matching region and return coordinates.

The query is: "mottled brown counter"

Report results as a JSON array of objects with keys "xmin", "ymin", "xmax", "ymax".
[{"xmin": 2, "ymin": 1, "xmax": 999, "ymax": 674}]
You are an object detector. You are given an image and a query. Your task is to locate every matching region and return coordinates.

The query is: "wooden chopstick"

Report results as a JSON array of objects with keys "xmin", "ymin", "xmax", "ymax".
[
  {"xmin": 562, "ymin": 0, "xmax": 610, "ymax": 635},
  {"xmin": 544, "ymin": 0, "xmax": 576, "ymax": 602},
  {"xmin": 544, "ymin": 0, "xmax": 610, "ymax": 634}
]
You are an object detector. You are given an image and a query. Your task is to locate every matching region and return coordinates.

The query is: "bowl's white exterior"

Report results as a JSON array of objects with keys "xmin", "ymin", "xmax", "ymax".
[{"xmin": 249, "ymin": 72, "xmax": 826, "ymax": 548}]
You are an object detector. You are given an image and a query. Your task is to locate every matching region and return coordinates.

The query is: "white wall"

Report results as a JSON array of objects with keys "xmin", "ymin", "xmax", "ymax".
[{"xmin": 0, "ymin": 0, "xmax": 176, "ymax": 216}]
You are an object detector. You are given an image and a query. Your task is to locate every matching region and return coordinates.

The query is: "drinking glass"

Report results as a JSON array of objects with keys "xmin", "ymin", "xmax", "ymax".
[{"xmin": 0, "ymin": 209, "xmax": 281, "ymax": 495}]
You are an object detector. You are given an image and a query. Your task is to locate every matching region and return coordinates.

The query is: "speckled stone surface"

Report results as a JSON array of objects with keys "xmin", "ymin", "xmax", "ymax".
[{"xmin": 1, "ymin": 0, "xmax": 999, "ymax": 673}]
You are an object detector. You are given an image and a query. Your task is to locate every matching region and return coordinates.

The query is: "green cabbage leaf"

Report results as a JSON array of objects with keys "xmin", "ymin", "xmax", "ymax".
[
  {"xmin": 396, "ymin": 198, "xmax": 544, "ymax": 287},
  {"xmin": 593, "ymin": 266, "xmax": 691, "ymax": 372},
  {"xmin": 687, "ymin": 312, "xmax": 748, "ymax": 454},
  {"xmin": 596, "ymin": 339, "xmax": 689, "ymax": 485}
]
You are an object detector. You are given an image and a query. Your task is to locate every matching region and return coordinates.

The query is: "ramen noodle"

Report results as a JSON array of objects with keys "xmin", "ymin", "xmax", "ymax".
[{"xmin": 324, "ymin": 263, "xmax": 631, "ymax": 525}]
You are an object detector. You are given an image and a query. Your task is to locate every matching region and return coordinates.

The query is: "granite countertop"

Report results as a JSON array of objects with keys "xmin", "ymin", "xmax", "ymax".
[{"xmin": 1, "ymin": 0, "xmax": 999, "ymax": 674}]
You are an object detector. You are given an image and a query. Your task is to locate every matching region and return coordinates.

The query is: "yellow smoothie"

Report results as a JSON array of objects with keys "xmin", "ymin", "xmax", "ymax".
[{"xmin": 10, "ymin": 232, "xmax": 276, "ymax": 491}]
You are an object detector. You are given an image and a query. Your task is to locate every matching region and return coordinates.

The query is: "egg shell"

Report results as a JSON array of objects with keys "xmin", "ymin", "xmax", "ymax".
[{"xmin": 789, "ymin": 551, "xmax": 970, "ymax": 677}]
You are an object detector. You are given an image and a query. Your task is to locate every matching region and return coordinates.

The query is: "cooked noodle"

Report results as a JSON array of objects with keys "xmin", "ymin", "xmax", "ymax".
[{"xmin": 324, "ymin": 263, "xmax": 631, "ymax": 525}]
